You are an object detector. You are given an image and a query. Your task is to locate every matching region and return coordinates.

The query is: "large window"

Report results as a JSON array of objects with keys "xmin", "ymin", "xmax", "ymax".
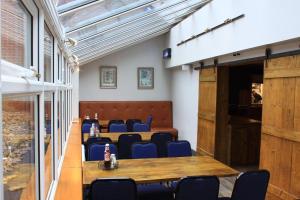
[
  {"xmin": 1, "ymin": 0, "xmax": 32, "ymax": 68},
  {"xmin": 44, "ymin": 92, "xmax": 53, "ymax": 198},
  {"xmin": 44, "ymin": 24, "xmax": 54, "ymax": 82},
  {"xmin": 57, "ymin": 92, "xmax": 62, "ymax": 160},
  {"xmin": 2, "ymin": 95, "xmax": 37, "ymax": 200}
]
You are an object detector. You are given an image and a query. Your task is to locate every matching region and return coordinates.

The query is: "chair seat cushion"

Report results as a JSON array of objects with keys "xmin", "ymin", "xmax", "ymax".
[{"xmin": 137, "ymin": 183, "xmax": 174, "ymax": 200}]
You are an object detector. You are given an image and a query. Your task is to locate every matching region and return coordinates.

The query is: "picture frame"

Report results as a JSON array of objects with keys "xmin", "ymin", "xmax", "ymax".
[
  {"xmin": 137, "ymin": 67, "xmax": 154, "ymax": 89},
  {"xmin": 99, "ymin": 66, "xmax": 117, "ymax": 89}
]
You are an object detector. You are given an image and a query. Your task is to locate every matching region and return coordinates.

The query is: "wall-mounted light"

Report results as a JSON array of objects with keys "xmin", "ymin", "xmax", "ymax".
[
  {"xmin": 72, "ymin": 54, "xmax": 79, "ymax": 62},
  {"xmin": 64, "ymin": 37, "xmax": 78, "ymax": 47}
]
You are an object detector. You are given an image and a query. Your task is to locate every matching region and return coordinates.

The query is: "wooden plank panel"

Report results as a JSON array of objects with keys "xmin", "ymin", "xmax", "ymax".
[
  {"xmin": 295, "ymin": 78, "xmax": 300, "ymax": 131},
  {"xmin": 198, "ymin": 68, "xmax": 217, "ymax": 156},
  {"xmin": 265, "ymin": 56, "xmax": 296, "ymax": 70},
  {"xmin": 262, "ymin": 125, "xmax": 300, "ymax": 143},
  {"xmin": 198, "ymin": 118, "xmax": 215, "ymax": 155},
  {"xmin": 260, "ymin": 134, "xmax": 292, "ymax": 193},
  {"xmin": 291, "ymin": 143, "xmax": 300, "ymax": 197},
  {"xmin": 198, "ymin": 82, "xmax": 217, "ymax": 114},
  {"xmin": 262, "ymin": 78, "xmax": 283, "ymax": 129},
  {"xmin": 281, "ymin": 78, "xmax": 296, "ymax": 130},
  {"xmin": 265, "ymin": 67, "xmax": 300, "ymax": 79}
]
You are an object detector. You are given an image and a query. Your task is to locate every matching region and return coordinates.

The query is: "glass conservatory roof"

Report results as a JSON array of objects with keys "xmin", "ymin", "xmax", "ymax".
[{"xmin": 56, "ymin": 0, "xmax": 211, "ymax": 65}]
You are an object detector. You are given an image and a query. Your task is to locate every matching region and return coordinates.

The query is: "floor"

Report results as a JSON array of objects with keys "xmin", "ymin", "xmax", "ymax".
[
  {"xmin": 53, "ymin": 122, "xmax": 240, "ymax": 199},
  {"xmin": 55, "ymin": 121, "xmax": 82, "ymax": 200}
]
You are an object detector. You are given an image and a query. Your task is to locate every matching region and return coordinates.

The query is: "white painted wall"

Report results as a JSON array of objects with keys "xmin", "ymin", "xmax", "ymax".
[
  {"xmin": 166, "ymin": 0, "xmax": 300, "ymax": 68},
  {"xmin": 170, "ymin": 66, "xmax": 199, "ymax": 150},
  {"xmin": 79, "ymin": 35, "xmax": 171, "ymax": 101}
]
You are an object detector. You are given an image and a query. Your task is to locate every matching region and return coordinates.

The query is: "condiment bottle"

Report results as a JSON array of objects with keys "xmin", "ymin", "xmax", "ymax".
[
  {"xmin": 104, "ymin": 144, "xmax": 111, "ymax": 169},
  {"xmin": 90, "ymin": 123, "xmax": 95, "ymax": 137}
]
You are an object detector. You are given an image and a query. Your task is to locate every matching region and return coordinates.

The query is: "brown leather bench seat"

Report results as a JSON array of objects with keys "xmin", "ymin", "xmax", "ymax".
[{"xmin": 79, "ymin": 101, "xmax": 177, "ymax": 135}]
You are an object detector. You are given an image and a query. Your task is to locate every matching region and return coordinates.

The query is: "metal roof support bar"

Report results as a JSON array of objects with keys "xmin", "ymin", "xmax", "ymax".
[{"xmin": 57, "ymin": 0, "xmax": 99, "ymax": 14}]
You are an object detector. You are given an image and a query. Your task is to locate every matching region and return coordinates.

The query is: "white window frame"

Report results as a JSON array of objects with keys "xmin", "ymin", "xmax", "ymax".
[{"xmin": 1, "ymin": 1, "xmax": 74, "ymax": 200}]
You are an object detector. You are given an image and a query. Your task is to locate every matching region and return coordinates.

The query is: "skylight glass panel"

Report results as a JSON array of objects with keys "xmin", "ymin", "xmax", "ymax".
[
  {"xmin": 59, "ymin": 0, "xmax": 155, "ymax": 31},
  {"xmin": 57, "ymin": 0, "xmax": 77, "ymax": 6},
  {"xmin": 67, "ymin": 0, "xmax": 192, "ymax": 41},
  {"xmin": 55, "ymin": 0, "xmax": 211, "ymax": 64}
]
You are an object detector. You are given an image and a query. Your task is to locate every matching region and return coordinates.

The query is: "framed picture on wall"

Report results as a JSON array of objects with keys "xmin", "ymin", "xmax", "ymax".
[
  {"xmin": 138, "ymin": 67, "xmax": 154, "ymax": 89},
  {"xmin": 99, "ymin": 66, "xmax": 117, "ymax": 89}
]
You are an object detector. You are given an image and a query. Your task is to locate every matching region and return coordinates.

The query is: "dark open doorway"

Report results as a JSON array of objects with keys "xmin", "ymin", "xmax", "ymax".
[{"xmin": 215, "ymin": 61, "xmax": 264, "ymax": 171}]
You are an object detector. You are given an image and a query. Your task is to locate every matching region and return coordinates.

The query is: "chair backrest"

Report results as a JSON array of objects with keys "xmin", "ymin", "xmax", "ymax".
[
  {"xmin": 118, "ymin": 134, "xmax": 142, "ymax": 159},
  {"xmin": 84, "ymin": 137, "xmax": 113, "ymax": 159},
  {"xmin": 175, "ymin": 176, "xmax": 219, "ymax": 200},
  {"xmin": 132, "ymin": 143, "xmax": 157, "ymax": 159},
  {"xmin": 109, "ymin": 123, "xmax": 127, "ymax": 133},
  {"xmin": 146, "ymin": 115, "xmax": 153, "ymax": 129},
  {"xmin": 126, "ymin": 119, "xmax": 142, "ymax": 132},
  {"xmin": 88, "ymin": 143, "xmax": 117, "ymax": 161},
  {"xmin": 230, "ymin": 170, "xmax": 270, "ymax": 200},
  {"xmin": 89, "ymin": 178, "xmax": 137, "ymax": 200},
  {"xmin": 133, "ymin": 123, "xmax": 149, "ymax": 132},
  {"xmin": 167, "ymin": 140, "xmax": 192, "ymax": 157},
  {"xmin": 151, "ymin": 132, "xmax": 173, "ymax": 157},
  {"xmin": 82, "ymin": 123, "xmax": 92, "ymax": 134},
  {"xmin": 108, "ymin": 120, "xmax": 124, "ymax": 132}
]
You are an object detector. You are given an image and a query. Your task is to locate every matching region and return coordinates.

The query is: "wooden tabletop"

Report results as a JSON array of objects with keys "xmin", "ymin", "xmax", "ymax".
[
  {"xmin": 82, "ymin": 156, "xmax": 239, "ymax": 186},
  {"xmin": 83, "ymin": 131, "xmax": 178, "ymax": 143}
]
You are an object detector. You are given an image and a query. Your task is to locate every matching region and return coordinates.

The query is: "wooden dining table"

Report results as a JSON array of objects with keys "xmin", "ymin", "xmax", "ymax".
[
  {"xmin": 82, "ymin": 156, "xmax": 239, "ymax": 187},
  {"xmin": 83, "ymin": 131, "xmax": 178, "ymax": 143}
]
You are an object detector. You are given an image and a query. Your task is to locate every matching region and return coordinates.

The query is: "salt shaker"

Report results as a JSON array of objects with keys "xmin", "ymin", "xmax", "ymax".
[{"xmin": 110, "ymin": 154, "xmax": 116, "ymax": 168}]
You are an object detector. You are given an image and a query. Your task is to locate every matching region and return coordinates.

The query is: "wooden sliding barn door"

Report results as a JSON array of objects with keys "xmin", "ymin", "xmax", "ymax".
[
  {"xmin": 197, "ymin": 68, "xmax": 217, "ymax": 156},
  {"xmin": 260, "ymin": 55, "xmax": 300, "ymax": 200}
]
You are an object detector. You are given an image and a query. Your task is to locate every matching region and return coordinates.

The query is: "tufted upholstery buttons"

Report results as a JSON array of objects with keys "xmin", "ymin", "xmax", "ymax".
[{"xmin": 79, "ymin": 101, "xmax": 173, "ymax": 128}]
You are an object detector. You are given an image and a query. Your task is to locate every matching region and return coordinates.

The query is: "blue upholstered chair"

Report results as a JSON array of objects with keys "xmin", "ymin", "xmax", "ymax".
[
  {"xmin": 108, "ymin": 120, "xmax": 124, "ymax": 132},
  {"xmin": 151, "ymin": 132, "xmax": 173, "ymax": 157},
  {"xmin": 88, "ymin": 143, "xmax": 117, "ymax": 161},
  {"xmin": 167, "ymin": 141, "xmax": 192, "ymax": 157},
  {"xmin": 133, "ymin": 123, "xmax": 149, "ymax": 132},
  {"xmin": 118, "ymin": 134, "xmax": 142, "ymax": 159},
  {"xmin": 146, "ymin": 115, "xmax": 153, "ymax": 130},
  {"xmin": 109, "ymin": 123, "xmax": 127, "ymax": 132},
  {"xmin": 126, "ymin": 119, "xmax": 142, "ymax": 132},
  {"xmin": 219, "ymin": 170, "xmax": 270, "ymax": 200},
  {"xmin": 89, "ymin": 178, "xmax": 137, "ymax": 200},
  {"xmin": 131, "ymin": 142, "xmax": 173, "ymax": 200},
  {"xmin": 132, "ymin": 143, "xmax": 157, "ymax": 159},
  {"xmin": 84, "ymin": 137, "xmax": 112, "ymax": 159},
  {"xmin": 82, "ymin": 123, "xmax": 92, "ymax": 134},
  {"xmin": 137, "ymin": 183, "xmax": 174, "ymax": 200},
  {"xmin": 175, "ymin": 176, "xmax": 219, "ymax": 200}
]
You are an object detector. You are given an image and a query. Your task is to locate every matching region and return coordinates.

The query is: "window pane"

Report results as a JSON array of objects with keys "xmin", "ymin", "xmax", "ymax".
[
  {"xmin": 3, "ymin": 95, "xmax": 36, "ymax": 200},
  {"xmin": 58, "ymin": 92, "xmax": 61, "ymax": 159},
  {"xmin": 44, "ymin": 92, "xmax": 53, "ymax": 198},
  {"xmin": 1, "ymin": 0, "xmax": 32, "ymax": 67},
  {"xmin": 44, "ymin": 25, "xmax": 54, "ymax": 82}
]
